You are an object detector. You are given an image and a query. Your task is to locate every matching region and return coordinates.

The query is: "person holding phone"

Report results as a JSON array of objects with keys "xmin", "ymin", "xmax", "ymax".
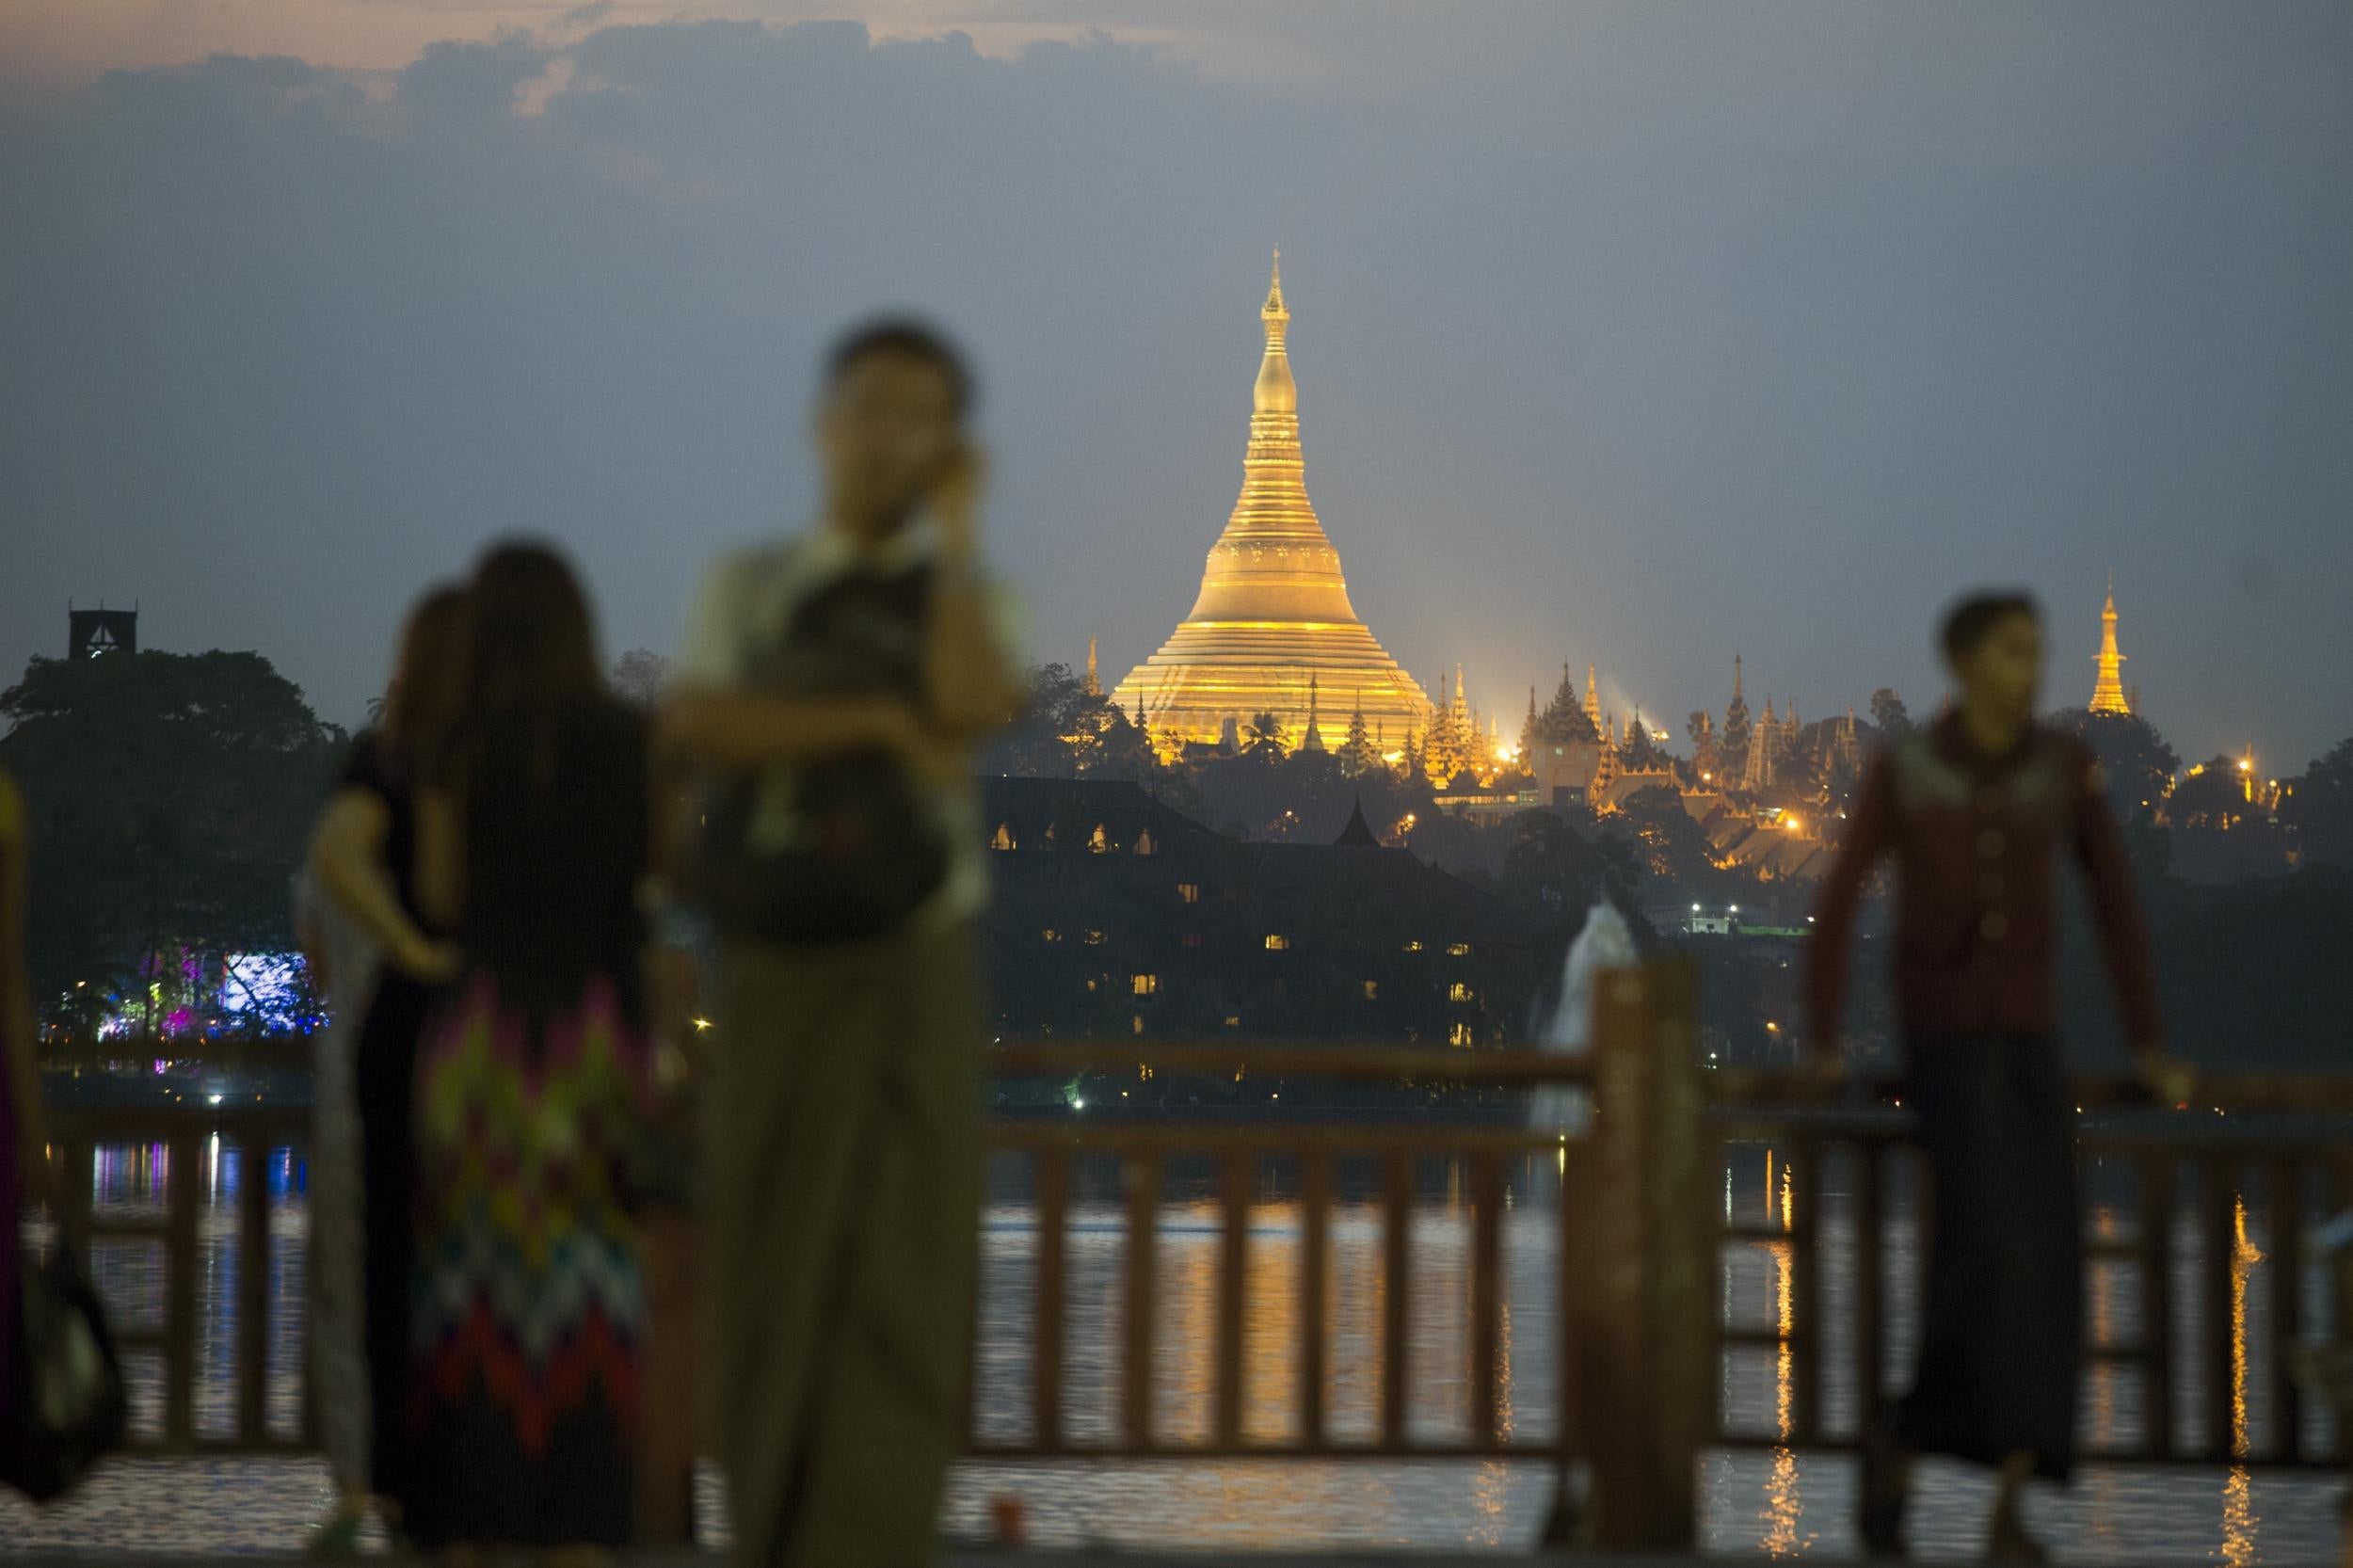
[{"xmin": 664, "ymin": 319, "xmax": 1018, "ymax": 1568}]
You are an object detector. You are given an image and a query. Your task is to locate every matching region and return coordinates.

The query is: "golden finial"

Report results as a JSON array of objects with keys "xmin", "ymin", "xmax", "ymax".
[{"xmin": 1263, "ymin": 246, "xmax": 1289, "ymax": 322}]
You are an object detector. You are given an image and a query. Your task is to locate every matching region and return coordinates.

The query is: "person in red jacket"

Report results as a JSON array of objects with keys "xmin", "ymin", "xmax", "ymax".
[{"xmin": 1808, "ymin": 590, "xmax": 2191, "ymax": 1561}]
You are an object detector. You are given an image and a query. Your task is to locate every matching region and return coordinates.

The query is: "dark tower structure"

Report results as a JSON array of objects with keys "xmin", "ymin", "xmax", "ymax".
[{"xmin": 69, "ymin": 604, "xmax": 137, "ymax": 660}]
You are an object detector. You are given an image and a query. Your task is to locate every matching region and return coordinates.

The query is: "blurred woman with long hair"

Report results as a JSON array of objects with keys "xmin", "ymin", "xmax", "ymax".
[
  {"xmin": 407, "ymin": 543, "xmax": 654, "ymax": 1560},
  {"xmin": 301, "ymin": 584, "xmax": 469, "ymax": 1549}
]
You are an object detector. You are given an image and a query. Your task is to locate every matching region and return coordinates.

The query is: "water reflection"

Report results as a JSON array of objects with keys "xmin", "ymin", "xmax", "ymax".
[
  {"xmin": 8, "ymin": 1139, "xmax": 2347, "ymax": 1562},
  {"xmin": 2220, "ymin": 1192, "xmax": 2264, "ymax": 1568},
  {"xmin": 1758, "ymin": 1151, "xmax": 1812, "ymax": 1558}
]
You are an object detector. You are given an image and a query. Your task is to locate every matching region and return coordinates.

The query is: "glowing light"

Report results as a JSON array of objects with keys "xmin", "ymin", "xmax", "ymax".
[
  {"xmin": 692, "ymin": 1017, "xmax": 712, "ymax": 1032},
  {"xmin": 208, "ymin": 1093, "xmax": 222, "ymax": 1105},
  {"xmin": 1073, "ymin": 1098, "xmax": 1085, "ymax": 1112}
]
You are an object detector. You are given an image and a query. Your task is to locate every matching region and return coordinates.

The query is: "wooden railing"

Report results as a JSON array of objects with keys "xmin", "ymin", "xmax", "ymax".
[
  {"xmin": 42, "ymin": 1105, "xmax": 312, "ymax": 1454},
  {"xmin": 1705, "ymin": 1089, "xmax": 2353, "ymax": 1472},
  {"xmin": 37, "ymin": 964, "xmax": 2353, "ymax": 1552}
]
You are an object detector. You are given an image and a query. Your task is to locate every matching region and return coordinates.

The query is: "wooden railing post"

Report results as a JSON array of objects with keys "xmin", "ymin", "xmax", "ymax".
[
  {"xmin": 1031, "ymin": 1147, "xmax": 1067, "ymax": 1453},
  {"xmin": 164, "ymin": 1131, "xmax": 200, "ymax": 1449},
  {"xmin": 1577, "ymin": 957, "xmax": 1705, "ymax": 1549},
  {"xmin": 236, "ymin": 1139, "xmax": 271, "ymax": 1444}
]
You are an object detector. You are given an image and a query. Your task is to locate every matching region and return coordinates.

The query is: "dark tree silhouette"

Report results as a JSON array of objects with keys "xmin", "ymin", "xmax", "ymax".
[{"xmin": 0, "ymin": 650, "xmax": 343, "ymax": 1023}]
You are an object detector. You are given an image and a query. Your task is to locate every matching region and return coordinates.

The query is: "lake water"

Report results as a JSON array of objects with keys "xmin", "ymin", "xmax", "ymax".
[{"xmin": 0, "ymin": 1137, "xmax": 2345, "ymax": 1561}]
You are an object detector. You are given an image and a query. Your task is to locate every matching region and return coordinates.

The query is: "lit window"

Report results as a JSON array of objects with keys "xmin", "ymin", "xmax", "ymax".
[
  {"xmin": 1447, "ymin": 942, "xmax": 1472, "ymax": 957},
  {"xmin": 1449, "ymin": 1021, "xmax": 1474, "ymax": 1048},
  {"xmin": 1083, "ymin": 930, "xmax": 1106, "ymax": 946},
  {"xmin": 1131, "ymin": 974, "xmax": 1158, "ymax": 997},
  {"xmin": 1131, "ymin": 1015, "xmax": 1144, "ymax": 1034},
  {"xmin": 990, "ymin": 823, "xmax": 1016, "ymax": 852},
  {"xmin": 1177, "ymin": 882, "xmax": 1200, "ymax": 904},
  {"xmin": 1088, "ymin": 824, "xmax": 1110, "ymax": 854},
  {"xmin": 1135, "ymin": 829, "xmax": 1157, "ymax": 856},
  {"xmin": 1085, "ymin": 978, "xmax": 1097, "ymax": 992},
  {"xmin": 1362, "ymin": 980, "xmax": 1379, "ymax": 1000},
  {"xmin": 1449, "ymin": 982, "xmax": 1472, "ymax": 1003},
  {"xmin": 1402, "ymin": 940, "xmax": 1424, "ymax": 953},
  {"xmin": 1224, "ymin": 1016, "xmax": 1241, "ymax": 1028},
  {"xmin": 1041, "ymin": 928, "xmax": 1061, "ymax": 944},
  {"xmin": 1264, "ymin": 934, "xmax": 1290, "ymax": 951}
]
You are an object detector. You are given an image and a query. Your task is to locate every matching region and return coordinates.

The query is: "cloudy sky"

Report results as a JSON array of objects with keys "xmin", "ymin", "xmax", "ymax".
[{"xmin": 3, "ymin": 3, "xmax": 2347, "ymax": 769}]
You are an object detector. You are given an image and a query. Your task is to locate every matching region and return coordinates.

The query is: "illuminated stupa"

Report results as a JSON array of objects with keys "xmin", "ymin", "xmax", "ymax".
[
  {"xmin": 1111, "ymin": 253, "xmax": 1431, "ymax": 749},
  {"xmin": 2088, "ymin": 575, "xmax": 2132, "ymax": 717}
]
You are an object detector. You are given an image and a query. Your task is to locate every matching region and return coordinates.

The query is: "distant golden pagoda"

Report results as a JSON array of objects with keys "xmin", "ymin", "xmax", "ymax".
[
  {"xmin": 1110, "ymin": 252, "xmax": 1431, "ymax": 750},
  {"xmin": 2089, "ymin": 575, "xmax": 2132, "ymax": 716}
]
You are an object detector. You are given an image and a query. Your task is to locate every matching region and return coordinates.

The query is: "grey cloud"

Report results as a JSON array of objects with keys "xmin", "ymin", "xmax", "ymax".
[{"xmin": 2, "ymin": 8, "xmax": 2349, "ymax": 769}]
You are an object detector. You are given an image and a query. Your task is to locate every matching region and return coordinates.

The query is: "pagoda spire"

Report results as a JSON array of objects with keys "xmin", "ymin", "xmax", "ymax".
[
  {"xmin": 1107, "ymin": 252, "xmax": 1431, "ymax": 747},
  {"xmin": 2089, "ymin": 572, "xmax": 2132, "ymax": 716},
  {"xmin": 1584, "ymin": 662, "xmax": 1601, "ymax": 728},
  {"xmin": 1084, "ymin": 635, "xmax": 1100, "ymax": 696},
  {"xmin": 1301, "ymin": 673, "xmax": 1327, "ymax": 752}
]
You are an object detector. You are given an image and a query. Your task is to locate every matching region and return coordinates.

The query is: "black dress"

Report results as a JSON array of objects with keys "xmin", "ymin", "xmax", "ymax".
[{"xmin": 342, "ymin": 731, "xmax": 439, "ymax": 1511}]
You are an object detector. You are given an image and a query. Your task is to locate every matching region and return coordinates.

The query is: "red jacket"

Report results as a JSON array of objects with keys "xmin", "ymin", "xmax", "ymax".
[{"xmin": 1806, "ymin": 715, "xmax": 2163, "ymax": 1051}]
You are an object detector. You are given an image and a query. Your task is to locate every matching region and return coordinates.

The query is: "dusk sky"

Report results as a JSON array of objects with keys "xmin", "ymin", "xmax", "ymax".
[{"xmin": 3, "ymin": 3, "xmax": 2347, "ymax": 770}]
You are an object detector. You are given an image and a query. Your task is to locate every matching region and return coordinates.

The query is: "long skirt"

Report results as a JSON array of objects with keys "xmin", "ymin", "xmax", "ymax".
[
  {"xmin": 354, "ymin": 969, "xmax": 435, "ymax": 1508},
  {"xmin": 1896, "ymin": 1031, "xmax": 2081, "ymax": 1481},
  {"xmin": 307, "ymin": 980, "xmax": 375, "ymax": 1493},
  {"xmin": 707, "ymin": 921, "xmax": 984, "ymax": 1568},
  {"xmin": 405, "ymin": 969, "xmax": 650, "ymax": 1550}
]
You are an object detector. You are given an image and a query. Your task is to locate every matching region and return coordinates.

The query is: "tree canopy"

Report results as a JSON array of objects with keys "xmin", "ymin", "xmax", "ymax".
[
  {"xmin": 0, "ymin": 650, "xmax": 344, "ymax": 1027},
  {"xmin": 2288, "ymin": 736, "xmax": 2353, "ymax": 870},
  {"xmin": 2046, "ymin": 708, "xmax": 2180, "ymax": 826}
]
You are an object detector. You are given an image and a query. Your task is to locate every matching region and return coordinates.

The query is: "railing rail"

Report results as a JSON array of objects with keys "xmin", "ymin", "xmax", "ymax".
[{"xmin": 36, "ymin": 974, "xmax": 2353, "ymax": 1550}]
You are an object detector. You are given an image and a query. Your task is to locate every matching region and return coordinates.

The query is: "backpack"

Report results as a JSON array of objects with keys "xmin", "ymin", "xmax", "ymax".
[
  {"xmin": 691, "ymin": 550, "xmax": 950, "ymax": 944},
  {"xmin": 0, "ymin": 1249, "xmax": 127, "ymax": 1503}
]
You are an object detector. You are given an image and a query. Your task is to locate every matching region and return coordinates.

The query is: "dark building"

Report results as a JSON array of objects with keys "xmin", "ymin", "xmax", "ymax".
[
  {"xmin": 68, "ymin": 605, "xmax": 137, "ymax": 661},
  {"xmin": 979, "ymin": 778, "xmax": 1544, "ymax": 1049}
]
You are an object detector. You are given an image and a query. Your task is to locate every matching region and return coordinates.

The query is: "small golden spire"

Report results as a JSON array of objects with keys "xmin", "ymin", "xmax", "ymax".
[{"xmin": 2090, "ymin": 573, "xmax": 2131, "ymax": 716}]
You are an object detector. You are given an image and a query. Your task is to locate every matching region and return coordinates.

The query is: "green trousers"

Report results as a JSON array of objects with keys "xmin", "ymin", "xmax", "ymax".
[{"xmin": 707, "ymin": 922, "xmax": 984, "ymax": 1568}]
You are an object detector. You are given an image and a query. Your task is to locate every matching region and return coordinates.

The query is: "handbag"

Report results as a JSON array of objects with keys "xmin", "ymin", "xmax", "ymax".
[
  {"xmin": 692, "ymin": 551, "xmax": 950, "ymax": 944},
  {"xmin": 0, "ymin": 1248, "xmax": 128, "ymax": 1502}
]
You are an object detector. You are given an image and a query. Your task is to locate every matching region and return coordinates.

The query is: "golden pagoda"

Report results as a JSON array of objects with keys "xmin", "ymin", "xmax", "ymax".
[
  {"xmin": 2089, "ymin": 575, "xmax": 2131, "ymax": 716},
  {"xmin": 1110, "ymin": 252, "xmax": 1431, "ymax": 749}
]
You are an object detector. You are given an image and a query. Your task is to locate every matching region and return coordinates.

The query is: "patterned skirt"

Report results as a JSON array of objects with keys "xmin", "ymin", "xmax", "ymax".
[{"xmin": 406, "ymin": 968, "xmax": 651, "ymax": 1548}]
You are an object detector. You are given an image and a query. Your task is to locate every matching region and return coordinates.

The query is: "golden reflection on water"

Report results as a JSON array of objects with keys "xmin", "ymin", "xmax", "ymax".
[
  {"xmin": 1245, "ymin": 1199, "xmax": 1301, "ymax": 1446},
  {"xmin": 2220, "ymin": 1193, "xmax": 2265, "ymax": 1568},
  {"xmin": 1758, "ymin": 1153, "xmax": 1811, "ymax": 1557}
]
